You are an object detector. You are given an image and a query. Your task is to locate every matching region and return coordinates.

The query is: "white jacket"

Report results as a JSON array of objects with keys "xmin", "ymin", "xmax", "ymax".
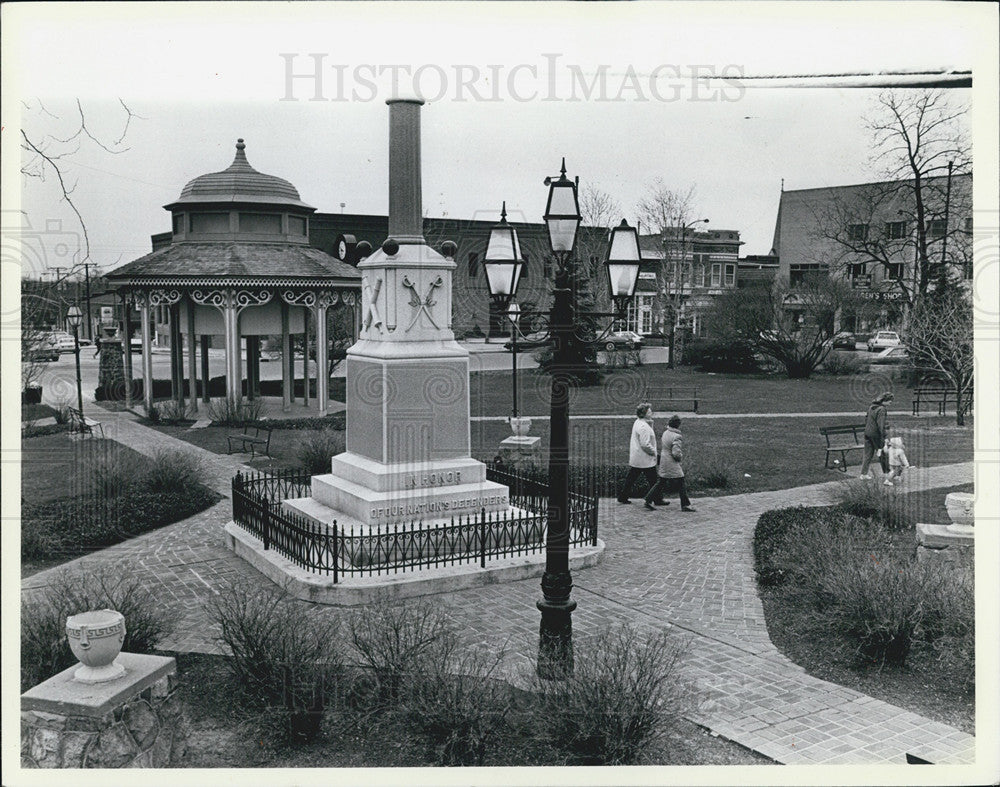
[{"xmin": 629, "ymin": 418, "xmax": 658, "ymax": 468}]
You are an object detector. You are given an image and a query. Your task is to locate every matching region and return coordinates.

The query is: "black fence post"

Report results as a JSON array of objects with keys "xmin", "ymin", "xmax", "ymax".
[
  {"xmin": 480, "ymin": 507, "xmax": 487, "ymax": 569},
  {"xmin": 332, "ymin": 523, "xmax": 339, "ymax": 584}
]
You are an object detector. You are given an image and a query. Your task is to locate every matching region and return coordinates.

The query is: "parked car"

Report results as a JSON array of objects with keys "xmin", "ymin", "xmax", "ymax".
[
  {"xmin": 46, "ymin": 331, "xmax": 77, "ymax": 353},
  {"xmin": 871, "ymin": 346, "xmax": 910, "ymax": 365},
  {"xmin": 27, "ymin": 338, "xmax": 59, "ymax": 362},
  {"xmin": 830, "ymin": 331, "xmax": 857, "ymax": 350},
  {"xmin": 603, "ymin": 330, "xmax": 643, "ymax": 351},
  {"xmin": 504, "ymin": 334, "xmax": 549, "ymax": 351},
  {"xmin": 866, "ymin": 330, "xmax": 901, "ymax": 352}
]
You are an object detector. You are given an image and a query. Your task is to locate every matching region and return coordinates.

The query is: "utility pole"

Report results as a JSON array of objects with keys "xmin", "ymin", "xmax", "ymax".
[{"xmin": 83, "ymin": 261, "xmax": 94, "ymax": 342}]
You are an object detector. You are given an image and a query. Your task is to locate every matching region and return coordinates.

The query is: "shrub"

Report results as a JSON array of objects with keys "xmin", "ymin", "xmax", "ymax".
[
  {"xmin": 297, "ymin": 429, "xmax": 346, "ymax": 475},
  {"xmin": 688, "ymin": 455, "xmax": 737, "ymax": 490},
  {"xmin": 158, "ymin": 399, "xmax": 190, "ymax": 424},
  {"xmin": 53, "ymin": 400, "xmax": 72, "ymax": 425},
  {"xmin": 346, "ymin": 595, "xmax": 453, "ymax": 708},
  {"xmin": 22, "ymin": 486, "xmax": 219, "ymax": 561},
  {"xmin": 208, "ymin": 395, "xmax": 264, "ymax": 426},
  {"xmin": 400, "ymin": 641, "xmax": 518, "ymax": 766},
  {"xmin": 143, "ymin": 447, "xmax": 205, "ymax": 493},
  {"xmin": 533, "ymin": 625, "xmax": 690, "ymax": 765},
  {"xmin": 21, "ymin": 562, "xmax": 172, "ymax": 691},
  {"xmin": 684, "ymin": 339, "xmax": 759, "ymax": 374},
  {"xmin": 752, "ymin": 506, "xmax": 828, "ymax": 587},
  {"xmin": 604, "ymin": 348, "xmax": 642, "ymax": 370},
  {"xmin": 821, "ymin": 351, "xmax": 864, "ymax": 376},
  {"xmin": 207, "ymin": 578, "xmax": 343, "ymax": 743},
  {"xmin": 91, "ymin": 451, "xmax": 134, "ymax": 498},
  {"xmin": 146, "ymin": 403, "xmax": 160, "ymax": 423},
  {"xmin": 834, "ymin": 478, "xmax": 910, "ymax": 530}
]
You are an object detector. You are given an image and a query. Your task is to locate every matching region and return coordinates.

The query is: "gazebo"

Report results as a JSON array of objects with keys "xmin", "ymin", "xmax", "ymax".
[{"xmin": 105, "ymin": 139, "xmax": 361, "ymax": 415}]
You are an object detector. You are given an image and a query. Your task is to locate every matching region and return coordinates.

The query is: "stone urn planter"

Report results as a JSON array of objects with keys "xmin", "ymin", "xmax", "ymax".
[
  {"xmin": 509, "ymin": 417, "xmax": 532, "ymax": 437},
  {"xmin": 66, "ymin": 609, "xmax": 126, "ymax": 683},
  {"xmin": 22, "ymin": 386, "xmax": 42, "ymax": 405},
  {"xmin": 945, "ymin": 491, "xmax": 975, "ymax": 534}
]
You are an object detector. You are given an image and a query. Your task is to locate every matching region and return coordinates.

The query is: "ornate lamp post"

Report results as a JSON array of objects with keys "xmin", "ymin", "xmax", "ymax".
[
  {"xmin": 507, "ymin": 302, "xmax": 521, "ymax": 420},
  {"xmin": 483, "ymin": 161, "xmax": 641, "ymax": 678},
  {"xmin": 66, "ymin": 304, "xmax": 84, "ymax": 413},
  {"xmin": 665, "ymin": 218, "xmax": 708, "ymax": 368}
]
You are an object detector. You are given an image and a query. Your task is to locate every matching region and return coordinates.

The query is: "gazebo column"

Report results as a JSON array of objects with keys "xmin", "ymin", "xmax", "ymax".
[
  {"xmin": 223, "ymin": 300, "xmax": 240, "ymax": 402},
  {"xmin": 281, "ymin": 301, "xmax": 292, "ymax": 412},
  {"xmin": 169, "ymin": 302, "xmax": 185, "ymax": 410},
  {"xmin": 200, "ymin": 336, "xmax": 210, "ymax": 404},
  {"xmin": 139, "ymin": 295, "xmax": 154, "ymax": 412},
  {"xmin": 121, "ymin": 292, "xmax": 134, "ymax": 409},
  {"xmin": 315, "ymin": 299, "xmax": 329, "ymax": 415},
  {"xmin": 302, "ymin": 307, "xmax": 310, "ymax": 408},
  {"xmin": 187, "ymin": 298, "xmax": 198, "ymax": 413}
]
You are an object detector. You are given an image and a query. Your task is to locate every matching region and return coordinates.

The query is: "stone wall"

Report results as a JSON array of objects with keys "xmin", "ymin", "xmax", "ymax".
[{"xmin": 21, "ymin": 665, "xmax": 186, "ymax": 768}]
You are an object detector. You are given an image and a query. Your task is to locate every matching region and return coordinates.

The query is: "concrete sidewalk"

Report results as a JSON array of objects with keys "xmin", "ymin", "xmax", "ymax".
[{"xmin": 21, "ymin": 414, "xmax": 977, "ymax": 766}]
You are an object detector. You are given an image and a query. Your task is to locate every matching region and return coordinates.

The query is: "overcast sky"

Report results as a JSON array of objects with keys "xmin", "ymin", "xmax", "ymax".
[{"xmin": 3, "ymin": 2, "xmax": 993, "ymax": 277}]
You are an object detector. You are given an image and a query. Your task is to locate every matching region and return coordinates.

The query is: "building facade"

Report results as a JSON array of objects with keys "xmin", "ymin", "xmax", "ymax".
[{"xmin": 771, "ymin": 175, "xmax": 973, "ymax": 332}]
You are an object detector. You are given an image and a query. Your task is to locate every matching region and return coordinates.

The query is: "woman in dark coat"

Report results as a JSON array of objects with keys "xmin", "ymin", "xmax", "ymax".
[{"xmin": 860, "ymin": 392, "xmax": 893, "ymax": 478}]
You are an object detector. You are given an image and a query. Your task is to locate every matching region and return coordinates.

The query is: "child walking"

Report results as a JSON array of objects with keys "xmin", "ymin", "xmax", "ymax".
[{"xmin": 884, "ymin": 434, "xmax": 911, "ymax": 486}]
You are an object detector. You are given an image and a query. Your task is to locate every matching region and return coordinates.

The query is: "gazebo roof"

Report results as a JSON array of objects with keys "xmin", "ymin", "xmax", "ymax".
[
  {"xmin": 164, "ymin": 139, "xmax": 315, "ymax": 211},
  {"xmin": 105, "ymin": 242, "xmax": 360, "ymax": 282}
]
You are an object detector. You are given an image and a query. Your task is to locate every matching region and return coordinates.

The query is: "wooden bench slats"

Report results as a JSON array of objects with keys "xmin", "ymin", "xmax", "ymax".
[
  {"xmin": 644, "ymin": 387, "xmax": 699, "ymax": 413},
  {"xmin": 69, "ymin": 408, "xmax": 104, "ymax": 439},
  {"xmin": 819, "ymin": 424, "xmax": 865, "ymax": 472},
  {"xmin": 227, "ymin": 424, "xmax": 273, "ymax": 459}
]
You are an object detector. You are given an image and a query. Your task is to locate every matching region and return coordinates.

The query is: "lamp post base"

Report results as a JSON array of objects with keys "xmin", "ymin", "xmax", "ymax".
[{"xmin": 536, "ymin": 596, "xmax": 577, "ymax": 680}]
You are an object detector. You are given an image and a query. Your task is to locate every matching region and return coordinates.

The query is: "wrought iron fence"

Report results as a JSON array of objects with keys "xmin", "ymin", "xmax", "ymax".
[{"xmin": 231, "ymin": 464, "xmax": 599, "ymax": 579}]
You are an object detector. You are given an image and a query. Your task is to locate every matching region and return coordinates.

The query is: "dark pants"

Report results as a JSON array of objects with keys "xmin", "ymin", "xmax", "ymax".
[
  {"xmin": 645, "ymin": 476, "xmax": 691, "ymax": 508},
  {"xmin": 618, "ymin": 466, "xmax": 661, "ymax": 502},
  {"xmin": 860, "ymin": 436, "xmax": 882, "ymax": 475}
]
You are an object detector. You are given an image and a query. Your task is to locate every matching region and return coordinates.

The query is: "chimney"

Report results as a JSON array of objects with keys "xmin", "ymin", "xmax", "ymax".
[{"xmin": 386, "ymin": 98, "xmax": 424, "ymax": 243}]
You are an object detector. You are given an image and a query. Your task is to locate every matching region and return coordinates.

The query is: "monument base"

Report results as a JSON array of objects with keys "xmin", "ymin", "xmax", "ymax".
[{"xmin": 915, "ymin": 523, "xmax": 974, "ymax": 573}]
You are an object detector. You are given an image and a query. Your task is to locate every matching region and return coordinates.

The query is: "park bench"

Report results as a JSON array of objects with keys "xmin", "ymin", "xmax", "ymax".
[
  {"xmin": 646, "ymin": 386, "xmax": 699, "ymax": 414},
  {"xmin": 227, "ymin": 423, "xmax": 273, "ymax": 459},
  {"xmin": 912, "ymin": 384, "xmax": 973, "ymax": 416},
  {"xmin": 819, "ymin": 424, "xmax": 865, "ymax": 471},
  {"xmin": 68, "ymin": 407, "xmax": 105, "ymax": 439}
]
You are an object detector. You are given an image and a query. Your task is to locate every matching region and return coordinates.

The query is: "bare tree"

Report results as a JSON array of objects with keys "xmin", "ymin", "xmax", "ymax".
[
  {"xmin": 708, "ymin": 274, "xmax": 859, "ymax": 379},
  {"xmin": 18, "ymin": 100, "xmax": 139, "ymax": 394},
  {"xmin": 811, "ymin": 90, "xmax": 971, "ymax": 306},
  {"xmin": 904, "ymin": 288, "xmax": 973, "ymax": 425}
]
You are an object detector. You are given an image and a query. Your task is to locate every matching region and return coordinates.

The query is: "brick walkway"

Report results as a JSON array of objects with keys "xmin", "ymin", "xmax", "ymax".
[{"xmin": 21, "ymin": 412, "xmax": 976, "ymax": 766}]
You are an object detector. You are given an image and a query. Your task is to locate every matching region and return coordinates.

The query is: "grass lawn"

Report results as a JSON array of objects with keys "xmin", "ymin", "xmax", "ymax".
[
  {"xmin": 169, "ymin": 651, "xmax": 771, "ymax": 767},
  {"xmin": 21, "ymin": 403, "xmax": 57, "ymax": 422},
  {"xmin": 759, "ymin": 482, "xmax": 975, "ymax": 735},
  {"xmin": 470, "ymin": 363, "xmax": 922, "ymax": 417},
  {"xmin": 146, "ymin": 413, "xmax": 971, "ymax": 498},
  {"xmin": 20, "ymin": 432, "xmax": 220, "ymax": 576}
]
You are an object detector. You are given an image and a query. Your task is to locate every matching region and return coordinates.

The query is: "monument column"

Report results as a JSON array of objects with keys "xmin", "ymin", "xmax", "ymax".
[{"xmin": 316, "ymin": 299, "xmax": 329, "ymax": 415}]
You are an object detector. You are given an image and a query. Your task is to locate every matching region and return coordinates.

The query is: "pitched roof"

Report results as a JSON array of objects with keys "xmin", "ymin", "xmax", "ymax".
[
  {"xmin": 105, "ymin": 243, "xmax": 361, "ymax": 281},
  {"xmin": 165, "ymin": 139, "xmax": 314, "ymax": 211}
]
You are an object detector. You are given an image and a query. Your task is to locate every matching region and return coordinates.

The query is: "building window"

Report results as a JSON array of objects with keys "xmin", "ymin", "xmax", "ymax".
[
  {"xmin": 886, "ymin": 263, "xmax": 903, "ymax": 280},
  {"xmin": 694, "ymin": 264, "xmax": 706, "ymax": 287},
  {"xmin": 521, "ymin": 253, "xmax": 529, "ymax": 282},
  {"xmin": 543, "ymin": 259, "xmax": 552, "ymax": 278},
  {"xmin": 847, "ymin": 223, "xmax": 869, "ymax": 242},
  {"xmin": 885, "ymin": 221, "xmax": 907, "ymax": 240},
  {"xmin": 467, "ymin": 252, "xmax": 478, "ymax": 279},
  {"xmin": 724, "ymin": 264, "xmax": 736, "ymax": 287},
  {"xmin": 789, "ymin": 263, "xmax": 829, "ymax": 287},
  {"xmin": 927, "ymin": 219, "xmax": 947, "ymax": 237},
  {"xmin": 239, "ymin": 213, "xmax": 282, "ymax": 234},
  {"xmin": 190, "ymin": 212, "xmax": 230, "ymax": 234},
  {"xmin": 172, "ymin": 214, "xmax": 185, "ymax": 234},
  {"xmin": 288, "ymin": 215, "xmax": 307, "ymax": 236},
  {"xmin": 710, "ymin": 263, "xmax": 722, "ymax": 287},
  {"xmin": 850, "ymin": 262, "xmax": 867, "ymax": 278}
]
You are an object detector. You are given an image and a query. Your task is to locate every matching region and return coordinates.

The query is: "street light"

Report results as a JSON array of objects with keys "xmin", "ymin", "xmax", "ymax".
[
  {"xmin": 66, "ymin": 304, "xmax": 84, "ymax": 413},
  {"xmin": 483, "ymin": 161, "xmax": 642, "ymax": 679},
  {"xmin": 507, "ymin": 302, "xmax": 521, "ymax": 420},
  {"xmin": 665, "ymin": 218, "xmax": 709, "ymax": 368}
]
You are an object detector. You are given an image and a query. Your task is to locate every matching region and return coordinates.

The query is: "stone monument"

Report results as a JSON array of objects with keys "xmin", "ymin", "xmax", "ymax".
[
  {"xmin": 284, "ymin": 98, "xmax": 510, "ymax": 531},
  {"xmin": 916, "ymin": 491, "xmax": 974, "ymax": 571}
]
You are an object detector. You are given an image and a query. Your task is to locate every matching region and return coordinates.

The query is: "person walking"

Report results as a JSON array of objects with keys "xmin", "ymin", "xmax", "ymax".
[
  {"xmin": 617, "ymin": 402, "xmax": 667, "ymax": 505},
  {"xmin": 645, "ymin": 415, "xmax": 695, "ymax": 512},
  {"xmin": 860, "ymin": 392, "xmax": 893, "ymax": 479}
]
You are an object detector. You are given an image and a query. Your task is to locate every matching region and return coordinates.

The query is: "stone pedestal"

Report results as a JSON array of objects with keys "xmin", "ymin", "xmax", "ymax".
[
  {"xmin": 499, "ymin": 435, "xmax": 542, "ymax": 469},
  {"xmin": 21, "ymin": 653, "xmax": 185, "ymax": 768},
  {"xmin": 915, "ymin": 523, "xmax": 974, "ymax": 572},
  {"xmin": 97, "ymin": 338, "xmax": 128, "ymax": 399}
]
